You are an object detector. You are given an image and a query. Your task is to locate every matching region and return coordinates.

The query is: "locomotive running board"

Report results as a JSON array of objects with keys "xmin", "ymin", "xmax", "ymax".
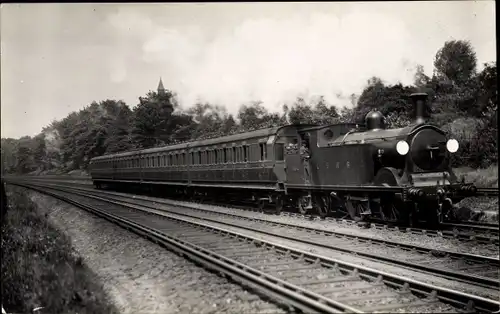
[
  {"xmin": 93, "ymin": 179, "xmax": 277, "ymax": 190},
  {"xmin": 286, "ymin": 184, "xmax": 404, "ymax": 193}
]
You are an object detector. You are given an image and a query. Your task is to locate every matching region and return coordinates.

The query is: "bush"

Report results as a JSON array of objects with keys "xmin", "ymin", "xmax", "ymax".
[
  {"xmin": 454, "ymin": 164, "xmax": 498, "ymax": 188},
  {"xmin": 444, "ymin": 114, "xmax": 497, "ymax": 168},
  {"xmin": 1, "ymin": 187, "xmax": 117, "ymax": 314}
]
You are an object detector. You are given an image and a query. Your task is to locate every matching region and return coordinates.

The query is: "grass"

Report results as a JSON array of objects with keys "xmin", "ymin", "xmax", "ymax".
[
  {"xmin": 453, "ymin": 164, "xmax": 498, "ymax": 188},
  {"xmin": 452, "ymin": 164, "xmax": 499, "ymax": 222},
  {"xmin": 1, "ymin": 187, "xmax": 118, "ymax": 314}
]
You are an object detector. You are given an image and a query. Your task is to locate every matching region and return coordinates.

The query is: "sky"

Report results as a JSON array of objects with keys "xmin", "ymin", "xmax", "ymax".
[{"xmin": 0, "ymin": 1, "xmax": 496, "ymax": 139}]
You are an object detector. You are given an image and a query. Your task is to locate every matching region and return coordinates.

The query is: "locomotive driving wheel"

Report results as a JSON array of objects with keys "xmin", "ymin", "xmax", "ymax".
[
  {"xmin": 274, "ymin": 195, "xmax": 283, "ymax": 215},
  {"xmin": 313, "ymin": 195, "xmax": 330, "ymax": 219},
  {"xmin": 345, "ymin": 200, "xmax": 369, "ymax": 222},
  {"xmin": 256, "ymin": 199, "xmax": 265, "ymax": 212},
  {"xmin": 379, "ymin": 195, "xmax": 401, "ymax": 224},
  {"xmin": 297, "ymin": 196, "xmax": 310, "ymax": 215}
]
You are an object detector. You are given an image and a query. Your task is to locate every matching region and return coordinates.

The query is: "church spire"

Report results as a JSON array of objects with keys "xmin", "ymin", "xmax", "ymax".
[{"xmin": 157, "ymin": 77, "xmax": 166, "ymax": 95}]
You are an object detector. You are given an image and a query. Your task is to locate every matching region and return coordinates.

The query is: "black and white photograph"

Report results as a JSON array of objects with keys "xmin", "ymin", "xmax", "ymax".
[{"xmin": 1, "ymin": 2, "xmax": 498, "ymax": 313}]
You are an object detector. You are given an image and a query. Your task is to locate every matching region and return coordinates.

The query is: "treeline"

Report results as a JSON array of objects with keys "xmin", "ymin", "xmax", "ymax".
[{"xmin": 1, "ymin": 40, "xmax": 497, "ymax": 175}]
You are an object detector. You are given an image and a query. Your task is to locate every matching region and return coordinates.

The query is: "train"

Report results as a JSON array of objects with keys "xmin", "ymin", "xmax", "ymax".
[{"xmin": 89, "ymin": 93, "xmax": 477, "ymax": 226}]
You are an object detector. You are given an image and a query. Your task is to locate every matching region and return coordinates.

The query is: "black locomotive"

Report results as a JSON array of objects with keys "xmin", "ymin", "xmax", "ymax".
[{"xmin": 89, "ymin": 93, "xmax": 477, "ymax": 226}]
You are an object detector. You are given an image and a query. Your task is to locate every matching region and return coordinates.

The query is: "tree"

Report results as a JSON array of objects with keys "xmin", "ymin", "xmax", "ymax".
[
  {"xmin": 102, "ymin": 100, "xmax": 134, "ymax": 153},
  {"xmin": 354, "ymin": 78, "xmax": 415, "ymax": 124},
  {"xmin": 1, "ymin": 138, "xmax": 18, "ymax": 174},
  {"xmin": 433, "ymin": 40, "xmax": 477, "ymax": 87},
  {"xmin": 285, "ymin": 96, "xmax": 339, "ymax": 125},
  {"xmin": 131, "ymin": 90, "xmax": 178, "ymax": 148},
  {"xmin": 237, "ymin": 101, "xmax": 282, "ymax": 131},
  {"xmin": 14, "ymin": 136, "xmax": 35, "ymax": 174},
  {"xmin": 185, "ymin": 103, "xmax": 234, "ymax": 139},
  {"xmin": 414, "ymin": 64, "xmax": 430, "ymax": 88},
  {"xmin": 475, "ymin": 61, "xmax": 497, "ymax": 117},
  {"xmin": 32, "ymin": 134, "xmax": 47, "ymax": 171}
]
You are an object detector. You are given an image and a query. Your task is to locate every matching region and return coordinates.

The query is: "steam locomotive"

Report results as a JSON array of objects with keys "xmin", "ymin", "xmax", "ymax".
[{"xmin": 89, "ymin": 93, "xmax": 477, "ymax": 226}]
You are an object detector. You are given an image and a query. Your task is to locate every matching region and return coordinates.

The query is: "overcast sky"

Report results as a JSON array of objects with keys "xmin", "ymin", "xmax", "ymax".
[{"xmin": 1, "ymin": 2, "xmax": 496, "ymax": 139}]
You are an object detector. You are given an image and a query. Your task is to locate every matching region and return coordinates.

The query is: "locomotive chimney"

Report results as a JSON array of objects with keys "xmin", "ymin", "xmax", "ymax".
[{"xmin": 409, "ymin": 92, "xmax": 429, "ymax": 125}]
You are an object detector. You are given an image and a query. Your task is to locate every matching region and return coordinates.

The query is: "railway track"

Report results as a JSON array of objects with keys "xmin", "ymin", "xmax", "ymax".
[
  {"xmin": 8, "ymin": 181, "xmax": 500, "ymax": 313},
  {"xmin": 316, "ymin": 217, "xmax": 499, "ymax": 245},
  {"xmin": 10, "ymin": 181, "xmax": 500, "ymax": 291},
  {"xmin": 11, "ymin": 177, "xmax": 499, "ymax": 242},
  {"xmin": 476, "ymin": 188, "xmax": 499, "ymax": 197}
]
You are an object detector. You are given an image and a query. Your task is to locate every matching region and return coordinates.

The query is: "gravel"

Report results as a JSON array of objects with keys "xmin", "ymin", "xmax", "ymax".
[
  {"xmin": 454, "ymin": 197, "xmax": 499, "ymax": 223},
  {"xmin": 65, "ymin": 194, "xmax": 465, "ymax": 313},
  {"xmin": 96, "ymin": 190, "xmax": 499, "ymax": 258},
  {"xmin": 26, "ymin": 185, "xmax": 500, "ymax": 305},
  {"xmin": 136, "ymin": 204, "xmax": 500, "ymax": 301},
  {"xmin": 28, "ymin": 192, "xmax": 286, "ymax": 314}
]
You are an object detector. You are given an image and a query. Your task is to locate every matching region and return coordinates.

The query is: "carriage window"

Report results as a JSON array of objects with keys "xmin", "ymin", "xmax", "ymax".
[
  {"xmin": 223, "ymin": 148, "xmax": 227, "ymax": 163},
  {"xmin": 323, "ymin": 129, "xmax": 334, "ymax": 140},
  {"xmin": 169, "ymin": 155, "xmax": 173, "ymax": 166},
  {"xmin": 214, "ymin": 149, "xmax": 218, "ymax": 164},
  {"xmin": 259, "ymin": 143, "xmax": 266, "ymax": 161},
  {"xmin": 275, "ymin": 143, "xmax": 284, "ymax": 161},
  {"xmin": 232, "ymin": 147, "xmax": 236, "ymax": 163},
  {"xmin": 243, "ymin": 145, "xmax": 249, "ymax": 162}
]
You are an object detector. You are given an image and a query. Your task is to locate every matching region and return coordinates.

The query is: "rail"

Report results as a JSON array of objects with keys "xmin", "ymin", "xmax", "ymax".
[
  {"xmin": 8, "ymin": 181, "xmax": 500, "ymax": 313},
  {"xmin": 22, "ymin": 180, "xmax": 500, "ymax": 289},
  {"xmin": 476, "ymin": 188, "xmax": 499, "ymax": 197}
]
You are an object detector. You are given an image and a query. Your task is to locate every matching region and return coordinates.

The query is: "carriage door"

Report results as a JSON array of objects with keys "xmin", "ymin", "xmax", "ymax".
[{"xmin": 283, "ymin": 137, "xmax": 304, "ymax": 185}]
